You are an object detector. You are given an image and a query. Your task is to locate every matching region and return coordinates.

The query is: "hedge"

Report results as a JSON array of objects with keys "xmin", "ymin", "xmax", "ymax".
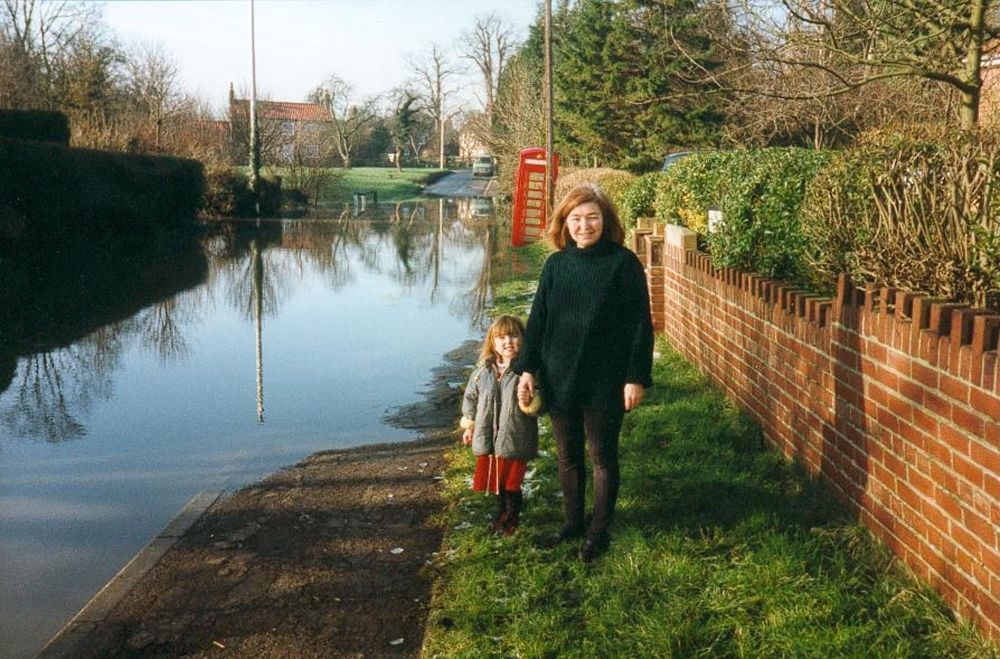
[
  {"xmin": 654, "ymin": 148, "xmax": 832, "ymax": 285},
  {"xmin": 0, "ymin": 137, "xmax": 204, "ymax": 257},
  {"xmin": 0, "ymin": 109, "xmax": 70, "ymax": 145}
]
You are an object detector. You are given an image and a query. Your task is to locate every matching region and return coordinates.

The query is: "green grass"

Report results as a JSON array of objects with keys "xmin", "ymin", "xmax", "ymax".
[
  {"xmin": 259, "ymin": 165, "xmax": 448, "ymax": 203},
  {"xmin": 330, "ymin": 166, "xmax": 449, "ymax": 202},
  {"xmin": 422, "ymin": 247, "xmax": 997, "ymax": 658}
]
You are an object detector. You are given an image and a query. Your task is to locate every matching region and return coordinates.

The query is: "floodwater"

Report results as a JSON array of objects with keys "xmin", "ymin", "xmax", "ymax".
[{"xmin": 0, "ymin": 197, "xmax": 502, "ymax": 658}]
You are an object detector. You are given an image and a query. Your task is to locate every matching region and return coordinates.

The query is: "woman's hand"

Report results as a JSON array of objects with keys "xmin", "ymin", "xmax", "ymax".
[
  {"xmin": 624, "ymin": 383, "xmax": 645, "ymax": 412},
  {"xmin": 518, "ymin": 372, "xmax": 536, "ymax": 402},
  {"xmin": 462, "ymin": 427, "xmax": 473, "ymax": 446}
]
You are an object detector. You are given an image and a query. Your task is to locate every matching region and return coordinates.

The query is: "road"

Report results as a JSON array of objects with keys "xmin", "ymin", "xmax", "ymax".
[{"xmin": 423, "ymin": 169, "xmax": 497, "ymax": 198}]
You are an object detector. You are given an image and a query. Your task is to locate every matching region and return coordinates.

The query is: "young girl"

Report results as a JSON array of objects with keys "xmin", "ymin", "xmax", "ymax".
[{"xmin": 460, "ymin": 315, "xmax": 540, "ymax": 535}]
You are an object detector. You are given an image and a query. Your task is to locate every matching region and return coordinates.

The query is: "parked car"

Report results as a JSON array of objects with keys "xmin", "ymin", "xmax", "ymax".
[
  {"xmin": 472, "ymin": 155, "xmax": 495, "ymax": 177},
  {"xmin": 661, "ymin": 151, "xmax": 694, "ymax": 171}
]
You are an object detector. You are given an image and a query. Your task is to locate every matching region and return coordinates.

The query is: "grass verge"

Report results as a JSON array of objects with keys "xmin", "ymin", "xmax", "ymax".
[
  {"xmin": 284, "ymin": 166, "xmax": 447, "ymax": 203},
  {"xmin": 421, "ymin": 245, "xmax": 996, "ymax": 658}
]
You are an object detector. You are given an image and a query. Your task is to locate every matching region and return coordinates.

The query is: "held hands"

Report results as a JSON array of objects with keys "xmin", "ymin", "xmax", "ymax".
[
  {"xmin": 517, "ymin": 372, "xmax": 536, "ymax": 403},
  {"xmin": 462, "ymin": 427, "xmax": 473, "ymax": 446},
  {"xmin": 624, "ymin": 383, "xmax": 645, "ymax": 412}
]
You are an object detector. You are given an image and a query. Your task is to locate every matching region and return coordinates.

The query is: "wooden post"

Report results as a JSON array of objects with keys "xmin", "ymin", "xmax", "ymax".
[{"xmin": 544, "ymin": 0, "xmax": 554, "ymax": 215}]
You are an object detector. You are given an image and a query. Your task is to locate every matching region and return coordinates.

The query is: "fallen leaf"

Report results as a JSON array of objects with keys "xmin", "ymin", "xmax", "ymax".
[
  {"xmin": 212, "ymin": 640, "xmax": 226, "ymax": 649},
  {"xmin": 390, "ymin": 547, "xmax": 404, "ymax": 554},
  {"xmin": 390, "ymin": 638, "xmax": 404, "ymax": 646}
]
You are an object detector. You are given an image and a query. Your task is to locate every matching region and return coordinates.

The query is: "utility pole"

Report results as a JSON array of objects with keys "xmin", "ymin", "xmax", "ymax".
[
  {"xmin": 439, "ymin": 108, "xmax": 446, "ymax": 169},
  {"xmin": 248, "ymin": 0, "xmax": 261, "ymax": 212},
  {"xmin": 544, "ymin": 0, "xmax": 554, "ymax": 214}
]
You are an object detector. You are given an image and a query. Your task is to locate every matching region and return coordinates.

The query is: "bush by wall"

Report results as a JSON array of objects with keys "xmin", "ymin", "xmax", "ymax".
[
  {"xmin": 653, "ymin": 148, "xmax": 831, "ymax": 284},
  {"xmin": 801, "ymin": 128, "xmax": 1000, "ymax": 309},
  {"xmin": 617, "ymin": 171, "xmax": 659, "ymax": 227},
  {"xmin": 0, "ymin": 110, "xmax": 70, "ymax": 145},
  {"xmin": 0, "ymin": 137, "xmax": 204, "ymax": 257}
]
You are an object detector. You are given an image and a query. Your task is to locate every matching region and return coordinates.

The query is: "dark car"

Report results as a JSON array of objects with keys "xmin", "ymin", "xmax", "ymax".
[{"xmin": 661, "ymin": 151, "xmax": 694, "ymax": 171}]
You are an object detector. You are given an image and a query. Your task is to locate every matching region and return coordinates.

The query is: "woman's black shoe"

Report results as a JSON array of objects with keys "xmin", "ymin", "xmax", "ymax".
[
  {"xmin": 540, "ymin": 524, "xmax": 584, "ymax": 548},
  {"xmin": 578, "ymin": 536, "xmax": 609, "ymax": 563}
]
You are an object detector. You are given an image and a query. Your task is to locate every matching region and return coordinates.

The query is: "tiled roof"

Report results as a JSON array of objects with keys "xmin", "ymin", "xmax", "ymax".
[{"xmin": 231, "ymin": 99, "xmax": 331, "ymax": 122}]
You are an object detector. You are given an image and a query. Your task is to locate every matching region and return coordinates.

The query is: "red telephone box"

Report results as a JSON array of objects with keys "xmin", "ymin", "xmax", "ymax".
[{"xmin": 511, "ymin": 147, "xmax": 559, "ymax": 246}]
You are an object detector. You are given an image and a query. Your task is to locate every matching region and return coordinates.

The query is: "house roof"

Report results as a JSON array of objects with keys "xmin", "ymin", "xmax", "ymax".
[{"xmin": 231, "ymin": 98, "xmax": 331, "ymax": 122}]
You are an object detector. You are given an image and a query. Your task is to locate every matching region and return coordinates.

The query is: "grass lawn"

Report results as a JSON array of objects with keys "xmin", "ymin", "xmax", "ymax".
[
  {"xmin": 421, "ymin": 244, "xmax": 995, "ymax": 658},
  {"xmin": 329, "ymin": 167, "xmax": 449, "ymax": 202}
]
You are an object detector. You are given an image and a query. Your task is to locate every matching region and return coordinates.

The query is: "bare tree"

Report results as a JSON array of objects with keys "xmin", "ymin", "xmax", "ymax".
[
  {"xmin": 703, "ymin": 0, "xmax": 999, "ymax": 130},
  {"xmin": 123, "ymin": 43, "xmax": 187, "ymax": 151},
  {"xmin": 459, "ymin": 13, "xmax": 518, "ymax": 126},
  {"xmin": 0, "ymin": 0, "xmax": 105, "ymax": 107},
  {"xmin": 309, "ymin": 75, "xmax": 379, "ymax": 169},
  {"xmin": 407, "ymin": 43, "xmax": 460, "ymax": 168},
  {"xmin": 483, "ymin": 53, "xmax": 544, "ymax": 192}
]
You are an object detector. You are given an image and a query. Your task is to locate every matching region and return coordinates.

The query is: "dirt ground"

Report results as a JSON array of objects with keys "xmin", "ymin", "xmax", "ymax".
[{"xmin": 71, "ymin": 342, "xmax": 477, "ymax": 658}]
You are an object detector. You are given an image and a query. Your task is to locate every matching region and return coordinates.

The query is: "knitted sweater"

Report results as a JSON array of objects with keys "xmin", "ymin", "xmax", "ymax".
[
  {"xmin": 461, "ymin": 361, "xmax": 539, "ymax": 460},
  {"xmin": 512, "ymin": 239, "xmax": 653, "ymax": 411}
]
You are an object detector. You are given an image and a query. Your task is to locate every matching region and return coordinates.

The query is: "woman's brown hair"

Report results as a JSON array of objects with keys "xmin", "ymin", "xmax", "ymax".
[
  {"xmin": 478, "ymin": 314, "xmax": 526, "ymax": 365},
  {"xmin": 545, "ymin": 184, "xmax": 625, "ymax": 250}
]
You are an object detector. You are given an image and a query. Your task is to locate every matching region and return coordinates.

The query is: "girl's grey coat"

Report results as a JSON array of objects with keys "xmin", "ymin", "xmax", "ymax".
[{"xmin": 462, "ymin": 362, "xmax": 539, "ymax": 460}]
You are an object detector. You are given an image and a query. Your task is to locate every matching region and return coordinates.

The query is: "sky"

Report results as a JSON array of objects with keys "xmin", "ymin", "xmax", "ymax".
[{"xmin": 102, "ymin": 0, "xmax": 541, "ymax": 114}]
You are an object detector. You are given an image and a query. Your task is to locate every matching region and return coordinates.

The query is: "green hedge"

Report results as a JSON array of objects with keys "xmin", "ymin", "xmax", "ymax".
[
  {"xmin": 0, "ymin": 109, "xmax": 70, "ymax": 145},
  {"xmin": 653, "ymin": 148, "xmax": 832, "ymax": 285},
  {"xmin": 0, "ymin": 137, "xmax": 204, "ymax": 257}
]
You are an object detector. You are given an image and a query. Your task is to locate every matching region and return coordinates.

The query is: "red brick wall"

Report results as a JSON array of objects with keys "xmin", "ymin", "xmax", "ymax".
[{"xmin": 634, "ymin": 224, "xmax": 1000, "ymax": 640}]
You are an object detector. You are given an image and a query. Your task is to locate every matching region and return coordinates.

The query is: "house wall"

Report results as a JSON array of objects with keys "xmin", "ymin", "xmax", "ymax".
[{"xmin": 634, "ymin": 223, "xmax": 1000, "ymax": 641}]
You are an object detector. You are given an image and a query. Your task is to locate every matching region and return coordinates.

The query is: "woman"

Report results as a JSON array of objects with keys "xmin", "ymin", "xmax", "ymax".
[{"xmin": 513, "ymin": 184, "xmax": 654, "ymax": 562}]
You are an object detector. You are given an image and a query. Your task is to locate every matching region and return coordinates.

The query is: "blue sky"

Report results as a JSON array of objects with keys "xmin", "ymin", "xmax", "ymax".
[{"xmin": 103, "ymin": 0, "xmax": 540, "ymax": 113}]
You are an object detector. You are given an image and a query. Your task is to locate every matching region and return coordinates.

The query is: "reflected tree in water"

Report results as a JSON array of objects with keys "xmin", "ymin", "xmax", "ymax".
[
  {"xmin": 0, "ymin": 344, "xmax": 111, "ymax": 442},
  {"xmin": 134, "ymin": 297, "xmax": 194, "ymax": 362}
]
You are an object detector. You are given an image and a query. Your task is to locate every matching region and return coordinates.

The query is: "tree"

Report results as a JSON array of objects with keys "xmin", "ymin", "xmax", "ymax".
[
  {"xmin": 710, "ymin": 0, "xmax": 999, "ymax": 130},
  {"xmin": 459, "ymin": 13, "xmax": 519, "ymax": 126},
  {"xmin": 390, "ymin": 92, "xmax": 419, "ymax": 171},
  {"xmin": 517, "ymin": 0, "xmax": 726, "ymax": 170},
  {"xmin": 124, "ymin": 43, "xmax": 187, "ymax": 151},
  {"xmin": 310, "ymin": 74, "xmax": 379, "ymax": 169},
  {"xmin": 0, "ymin": 0, "xmax": 105, "ymax": 108},
  {"xmin": 483, "ymin": 52, "xmax": 544, "ymax": 190},
  {"xmin": 0, "ymin": 30, "xmax": 40, "ymax": 108},
  {"xmin": 407, "ymin": 43, "xmax": 460, "ymax": 168}
]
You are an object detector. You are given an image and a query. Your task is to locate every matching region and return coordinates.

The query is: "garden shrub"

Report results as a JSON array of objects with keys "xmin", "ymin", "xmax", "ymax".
[
  {"xmin": 801, "ymin": 127, "xmax": 1000, "ymax": 309},
  {"xmin": 553, "ymin": 167, "xmax": 635, "ymax": 207},
  {"xmin": 0, "ymin": 110, "xmax": 70, "ymax": 145},
  {"xmin": 0, "ymin": 137, "xmax": 204, "ymax": 256},
  {"xmin": 618, "ymin": 172, "xmax": 659, "ymax": 227},
  {"xmin": 654, "ymin": 148, "xmax": 831, "ymax": 284},
  {"xmin": 202, "ymin": 169, "xmax": 281, "ymax": 218}
]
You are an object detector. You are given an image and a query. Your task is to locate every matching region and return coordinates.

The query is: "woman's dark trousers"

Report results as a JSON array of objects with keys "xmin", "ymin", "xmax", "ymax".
[{"xmin": 548, "ymin": 394, "xmax": 624, "ymax": 541}]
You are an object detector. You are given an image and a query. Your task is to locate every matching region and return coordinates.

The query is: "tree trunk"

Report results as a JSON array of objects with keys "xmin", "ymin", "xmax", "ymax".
[
  {"xmin": 961, "ymin": 0, "xmax": 987, "ymax": 130},
  {"xmin": 439, "ymin": 113, "xmax": 445, "ymax": 169}
]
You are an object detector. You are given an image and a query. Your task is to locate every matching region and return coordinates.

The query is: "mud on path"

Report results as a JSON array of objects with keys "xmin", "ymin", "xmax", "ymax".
[{"xmin": 68, "ymin": 342, "xmax": 477, "ymax": 658}]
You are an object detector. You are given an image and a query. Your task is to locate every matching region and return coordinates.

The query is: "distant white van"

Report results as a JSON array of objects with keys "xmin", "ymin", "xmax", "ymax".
[{"xmin": 472, "ymin": 155, "xmax": 495, "ymax": 177}]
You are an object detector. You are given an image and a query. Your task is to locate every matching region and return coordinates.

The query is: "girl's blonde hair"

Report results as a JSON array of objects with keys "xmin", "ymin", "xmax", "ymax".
[
  {"xmin": 546, "ymin": 184, "xmax": 625, "ymax": 250},
  {"xmin": 479, "ymin": 315, "xmax": 526, "ymax": 364}
]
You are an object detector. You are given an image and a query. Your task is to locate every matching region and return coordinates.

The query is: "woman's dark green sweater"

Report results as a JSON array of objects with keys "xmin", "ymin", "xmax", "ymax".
[{"xmin": 512, "ymin": 239, "xmax": 654, "ymax": 412}]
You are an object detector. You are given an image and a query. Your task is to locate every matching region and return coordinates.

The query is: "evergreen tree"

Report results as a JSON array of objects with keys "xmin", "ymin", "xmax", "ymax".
[{"xmin": 517, "ymin": 0, "xmax": 726, "ymax": 171}]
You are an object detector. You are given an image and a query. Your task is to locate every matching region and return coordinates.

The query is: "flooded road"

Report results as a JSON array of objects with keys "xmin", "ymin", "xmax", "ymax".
[{"xmin": 0, "ymin": 198, "xmax": 502, "ymax": 658}]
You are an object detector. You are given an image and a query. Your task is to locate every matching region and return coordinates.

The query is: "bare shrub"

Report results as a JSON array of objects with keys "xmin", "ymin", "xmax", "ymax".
[{"xmin": 802, "ymin": 126, "xmax": 1000, "ymax": 308}]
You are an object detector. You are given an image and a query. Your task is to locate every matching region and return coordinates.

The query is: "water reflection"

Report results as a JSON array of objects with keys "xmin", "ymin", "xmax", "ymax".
[
  {"xmin": 0, "ymin": 199, "xmax": 502, "ymax": 444},
  {"xmin": 0, "ymin": 235, "xmax": 208, "ymax": 443}
]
